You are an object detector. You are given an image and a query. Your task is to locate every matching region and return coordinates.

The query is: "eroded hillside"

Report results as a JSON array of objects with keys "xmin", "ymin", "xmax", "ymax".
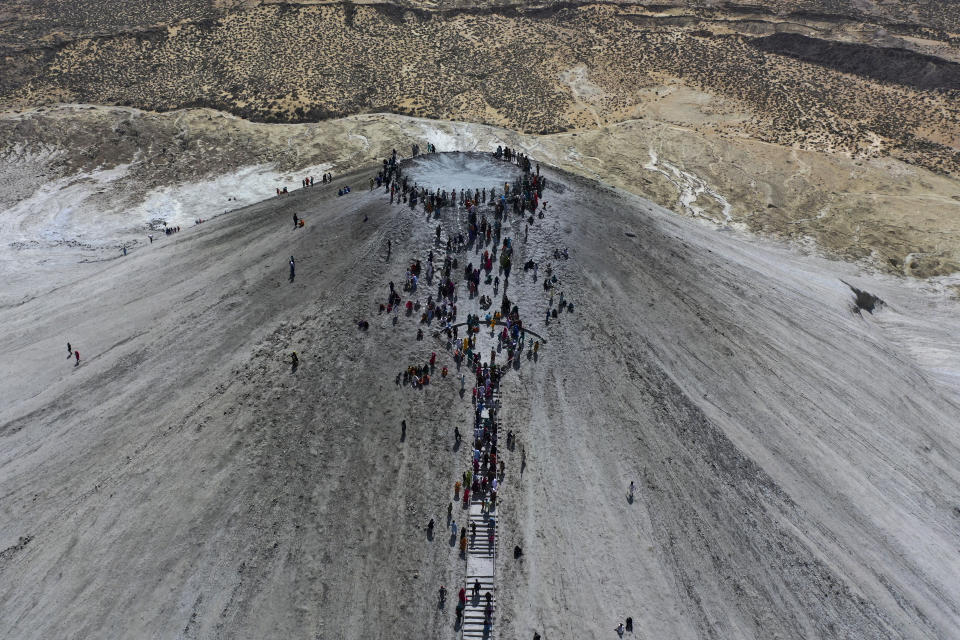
[{"xmin": 2, "ymin": 2, "xmax": 958, "ymax": 177}]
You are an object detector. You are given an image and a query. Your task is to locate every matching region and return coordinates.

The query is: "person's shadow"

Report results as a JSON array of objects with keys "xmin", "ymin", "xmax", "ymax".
[{"xmin": 627, "ymin": 492, "xmax": 634, "ymax": 505}]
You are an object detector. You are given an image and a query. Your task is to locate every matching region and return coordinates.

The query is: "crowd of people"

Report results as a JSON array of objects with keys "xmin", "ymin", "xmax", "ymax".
[
  {"xmin": 73, "ymin": 140, "xmax": 581, "ymax": 637},
  {"xmin": 411, "ymin": 142, "xmax": 436, "ymax": 156},
  {"xmin": 370, "ymin": 145, "xmax": 548, "ymax": 229},
  {"xmin": 299, "ymin": 173, "xmax": 334, "ymax": 189},
  {"xmin": 277, "ymin": 172, "xmax": 334, "ymax": 197},
  {"xmin": 366, "ymin": 144, "xmax": 562, "ymax": 636}
]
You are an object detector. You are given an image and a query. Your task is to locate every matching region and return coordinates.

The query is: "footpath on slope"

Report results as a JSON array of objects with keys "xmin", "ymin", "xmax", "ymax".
[
  {"xmin": 370, "ymin": 148, "xmax": 562, "ymax": 639},
  {"xmin": 461, "ymin": 389, "xmax": 500, "ymax": 639}
]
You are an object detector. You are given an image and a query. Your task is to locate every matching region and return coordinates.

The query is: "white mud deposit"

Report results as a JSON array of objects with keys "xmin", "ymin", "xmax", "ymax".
[
  {"xmin": 416, "ymin": 121, "xmax": 493, "ymax": 153},
  {"xmin": 406, "ymin": 152, "xmax": 524, "ymax": 190},
  {"xmin": 130, "ymin": 161, "xmax": 332, "ymax": 229},
  {"xmin": 645, "ymin": 148, "xmax": 733, "ymax": 225},
  {"xmin": 1, "ymin": 158, "xmax": 331, "ymax": 247}
]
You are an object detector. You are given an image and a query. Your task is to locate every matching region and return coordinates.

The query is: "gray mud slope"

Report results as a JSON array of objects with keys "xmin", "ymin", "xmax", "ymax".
[
  {"xmin": 1, "ymin": 155, "xmax": 959, "ymax": 639},
  {"xmin": 0, "ymin": 167, "xmax": 469, "ymax": 639},
  {"xmin": 497, "ymin": 170, "xmax": 960, "ymax": 639}
]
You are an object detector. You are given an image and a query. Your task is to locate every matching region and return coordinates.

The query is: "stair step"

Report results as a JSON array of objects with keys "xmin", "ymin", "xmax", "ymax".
[{"xmin": 460, "ymin": 384, "xmax": 503, "ymax": 639}]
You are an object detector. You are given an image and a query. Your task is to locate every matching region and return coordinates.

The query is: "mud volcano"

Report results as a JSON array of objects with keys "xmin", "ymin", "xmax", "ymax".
[
  {"xmin": 406, "ymin": 151, "xmax": 525, "ymax": 190},
  {"xmin": 1, "ymin": 151, "xmax": 959, "ymax": 639}
]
